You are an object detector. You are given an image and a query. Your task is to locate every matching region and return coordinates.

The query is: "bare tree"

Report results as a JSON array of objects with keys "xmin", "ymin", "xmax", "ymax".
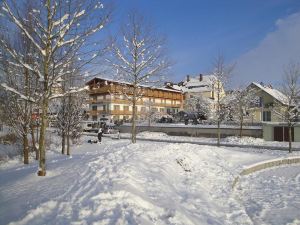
[
  {"xmin": 185, "ymin": 95, "xmax": 211, "ymax": 121},
  {"xmin": 55, "ymin": 79, "xmax": 86, "ymax": 156},
  {"xmin": 226, "ymin": 87, "xmax": 259, "ymax": 137},
  {"xmin": 142, "ymin": 99, "xmax": 162, "ymax": 126},
  {"xmin": 272, "ymin": 63, "xmax": 300, "ymax": 153},
  {"xmin": 212, "ymin": 54, "xmax": 235, "ymax": 146},
  {"xmin": 0, "ymin": 0, "xmax": 111, "ymax": 175},
  {"xmin": 0, "ymin": 18, "xmax": 39, "ymax": 164},
  {"xmin": 107, "ymin": 12, "xmax": 171, "ymax": 143}
]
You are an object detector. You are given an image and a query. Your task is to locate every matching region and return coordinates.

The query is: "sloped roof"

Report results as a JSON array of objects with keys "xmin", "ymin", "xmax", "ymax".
[
  {"xmin": 250, "ymin": 82, "xmax": 289, "ymax": 105},
  {"xmin": 167, "ymin": 74, "xmax": 217, "ymax": 93},
  {"xmin": 86, "ymin": 77, "xmax": 183, "ymax": 93}
]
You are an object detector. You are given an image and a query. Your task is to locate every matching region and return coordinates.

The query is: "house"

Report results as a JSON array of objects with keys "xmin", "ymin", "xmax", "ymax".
[
  {"xmin": 247, "ymin": 82, "xmax": 289, "ymax": 123},
  {"xmin": 165, "ymin": 74, "xmax": 226, "ymax": 111},
  {"xmin": 85, "ymin": 77, "xmax": 184, "ymax": 122}
]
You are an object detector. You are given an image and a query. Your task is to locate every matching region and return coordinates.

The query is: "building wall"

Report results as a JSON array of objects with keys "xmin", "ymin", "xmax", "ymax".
[
  {"xmin": 246, "ymin": 108, "xmax": 261, "ymax": 123},
  {"xmin": 86, "ymin": 80, "xmax": 183, "ymax": 121},
  {"xmin": 248, "ymin": 85, "xmax": 287, "ymax": 123},
  {"xmin": 262, "ymin": 124, "xmax": 274, "ymax": 141}
]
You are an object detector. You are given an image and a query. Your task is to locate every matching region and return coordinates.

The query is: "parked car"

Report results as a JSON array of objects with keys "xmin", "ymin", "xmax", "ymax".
[
  {"xmin": 157, "ymin": 116, "xmax": 173, "ymax": 123},
  {"xmin": 80, "ymin": 121, "xmax": 99, "ymax": 133}
]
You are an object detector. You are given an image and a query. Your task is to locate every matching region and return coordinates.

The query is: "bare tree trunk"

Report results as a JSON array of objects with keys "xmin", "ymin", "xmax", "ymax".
[
  {"xmin": 217, "ymin": 88, "xmax": 221, "ymax": 147},
  {"xmin": 62, "ymin": 132, "xmax": 65, "ymax": 154},
  {"xmin": 131, "ymin": 90, "xmax": 137, "ymax": 143},
  {"xmin": 239, "ymin": 116, "xmax": 243, "ymax": 138},
  {"xmin": 38, "ymin": 98, "xmax": 48, "ymax": 176},
  {"xmin": 38, "ymin": 2, "xmax": 51, "ymax": 176},
  {"xmin": 30, "ymin": 123, "xmax": 39, "ymax": 160},
  {"xmin": 148, "ymin": 104, "xmax": 151, "ymax": 127},
  {"xmin": 288, "ymin": 125, "xmax": 292, "ymax": 153},
  {"xmin": 23, "ymin": 131, "xmax": 29, "ymax": 164},
  {"xmin": 217, "ymin": 120, "xmax": 220, "ymax": 146},
  {"xmin": 67, "ymin": 130, "xmax": 70, "ymax": 156}
]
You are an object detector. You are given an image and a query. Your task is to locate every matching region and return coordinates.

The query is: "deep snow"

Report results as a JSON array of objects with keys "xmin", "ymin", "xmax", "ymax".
[{"xmin": 0, "ymin": 134, "xmax": 299, "ymax": 225}]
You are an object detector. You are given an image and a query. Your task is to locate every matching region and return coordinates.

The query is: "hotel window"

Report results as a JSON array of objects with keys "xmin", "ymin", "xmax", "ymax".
[
  {"xmin": 114, "ymin": 105, "xmax": 120, "ymax": 110},
  {"xmin": 124, "ymin": 106, "xmax": 129, "ymax": 111},
  {"xmin": 92, "ymin": 105, "xmax": 97, "ymax": 111},
  {"xmin": 141, "ymin": 107, "xmax": 146, "ymax": 112},
  {"xmin": 160, "ymin": 108, "xmax": 164, "ymax": 113}
]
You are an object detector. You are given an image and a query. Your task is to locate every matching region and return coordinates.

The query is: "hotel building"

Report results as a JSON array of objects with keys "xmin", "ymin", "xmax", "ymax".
[{"xmin": 86, "ymin": 77, "xmax": 184, "ymax": 121}]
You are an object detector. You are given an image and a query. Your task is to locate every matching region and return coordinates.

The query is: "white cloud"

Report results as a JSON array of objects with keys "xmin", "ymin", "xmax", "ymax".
[{"xmin": 234, "ymin": 12, "xmax": 300, "ymax": 87}]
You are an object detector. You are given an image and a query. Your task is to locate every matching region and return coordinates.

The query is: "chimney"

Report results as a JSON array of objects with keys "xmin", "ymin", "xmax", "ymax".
[
  {"xmin": 186, "ymin": 75, "xmax": 190, "ymax": 82},
  {"xmin": 199, "ymin": 74, "xmax": 203, "ymax": 81}
]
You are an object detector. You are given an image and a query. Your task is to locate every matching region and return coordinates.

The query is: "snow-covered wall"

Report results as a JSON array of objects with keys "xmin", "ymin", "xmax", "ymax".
[{"xmin": 118, "ymin": 124, "xmax": 262, "ymax": 138}]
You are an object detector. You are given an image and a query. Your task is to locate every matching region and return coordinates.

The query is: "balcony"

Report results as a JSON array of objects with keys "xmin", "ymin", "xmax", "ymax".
[
  {"xmin": 88, "ymin": 99, "xmax": 111, "ymax": 104},
  {"xmin": 87, "ymin": 109, "xmax": 144, "ymax": 116}
]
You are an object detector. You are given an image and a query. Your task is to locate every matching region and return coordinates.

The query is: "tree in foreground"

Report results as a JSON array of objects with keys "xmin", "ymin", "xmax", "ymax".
[
  {"xmin": 107, "ymin": 12, "xmax": 171, "ymax": 143},
  {"xmin": 0, "ymin": 0, "xmax": 111, "ymax": 175},
  {"xmin": 211, "ymin": 54, "xmax": 235, "ymax": 146},
  {"xmin": 273, "ymin": 62, "xmax": 300, "ymax": 153}
]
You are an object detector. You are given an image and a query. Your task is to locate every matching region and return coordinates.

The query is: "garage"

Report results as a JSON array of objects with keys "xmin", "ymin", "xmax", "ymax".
[
  {"xmin": 273, "ymin": 126, "xmax": 294, "ymax": 142},
  {"xmin": 263, "ymin": 122, "xmax": 300, "ymax": 142}
]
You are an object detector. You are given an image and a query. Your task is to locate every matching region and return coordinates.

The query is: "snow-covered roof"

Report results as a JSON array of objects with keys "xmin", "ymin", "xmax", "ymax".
[
  {"xmin": 86, "ymin": 77, "xmax": 183, "ymax": 93},
  {"xmin": 251, "ymin": 82, "xmax": 288, "ymax": 105},
  {"xmin": 166, "ymin": 74, "xmax": 217, "ymax": 93}
]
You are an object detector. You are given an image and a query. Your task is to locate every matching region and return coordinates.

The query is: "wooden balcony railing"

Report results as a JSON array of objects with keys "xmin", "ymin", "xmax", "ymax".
[
  {"xmin": 88, "ymin": 99, "xmax": 182, "ymax": 108},
  {"xmin": 88, "ymin": 85, "xmax": 183, "ymax": 100},
  {"xmin": 87, "ymin": 110, "xmax": 147, "ymax": 116}
]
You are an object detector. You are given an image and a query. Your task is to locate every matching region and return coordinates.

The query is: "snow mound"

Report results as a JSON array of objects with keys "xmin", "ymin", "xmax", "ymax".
[
  {"xmin": 137, "ymin": 131, "xmax": 169, "ymax": 138},
  {"xmin": 223, "ymin": 136, "xmax": 265, "ymax": 145}
]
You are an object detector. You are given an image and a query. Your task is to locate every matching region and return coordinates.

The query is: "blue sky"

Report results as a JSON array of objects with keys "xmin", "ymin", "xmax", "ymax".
[{"xmin": 110, "ymin": 0, "xmax": 300, "ymax": 87}]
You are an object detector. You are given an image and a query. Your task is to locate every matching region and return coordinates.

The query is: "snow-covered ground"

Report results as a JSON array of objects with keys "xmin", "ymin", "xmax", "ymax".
[
  {"xmin": 235, "ymin": 165, "xmax": 300, "ymax": 225},
  {"xmin": 123, "ymin": 123, "xmax": 262, "ymax": 129},
  {"xmin": 0, "ymin": 134, "xmax": 299, "ymax": 225},
  {"xmin": 121, "ymin": 131, "xmax": 300, "ymax": 148}
]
